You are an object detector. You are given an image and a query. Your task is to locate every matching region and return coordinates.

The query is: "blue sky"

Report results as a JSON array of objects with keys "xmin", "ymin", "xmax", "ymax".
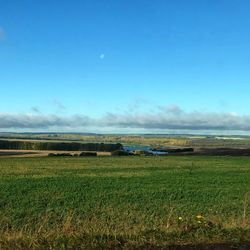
[{"xmin": 1, "ymin": 0, "xmax": 250, "ymax": 133}]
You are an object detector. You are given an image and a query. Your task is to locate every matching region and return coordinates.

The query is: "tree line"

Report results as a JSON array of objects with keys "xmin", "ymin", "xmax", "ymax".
[{"xmin": 0, "ymin": 140, "xmax": 123, "ymax": 152}]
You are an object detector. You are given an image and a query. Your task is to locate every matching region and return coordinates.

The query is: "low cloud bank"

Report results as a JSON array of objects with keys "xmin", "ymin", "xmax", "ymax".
[
  {"xmin": 1, "ymin": 106, "xmax": 250, "ymax": 132},
  {"xmin": 0, "ymin": 113, "xmax": 91, "ymax": 129}
]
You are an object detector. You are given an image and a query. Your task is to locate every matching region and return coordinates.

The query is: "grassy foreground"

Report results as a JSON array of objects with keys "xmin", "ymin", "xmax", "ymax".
[{"xmin": 0, "ymin": 156, "xmax": 249, "ymax": 249}]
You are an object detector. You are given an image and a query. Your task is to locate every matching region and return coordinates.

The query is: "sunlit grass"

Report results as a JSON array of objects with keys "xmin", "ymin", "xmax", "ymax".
[{"xmin": 0, "ymin": 156, "xmax": 249, "ymax": 249}]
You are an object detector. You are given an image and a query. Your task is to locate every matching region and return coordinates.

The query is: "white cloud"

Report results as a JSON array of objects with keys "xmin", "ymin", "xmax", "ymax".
[
  {"xmin": 1, "ymin": 105, "xmax": 250, "ymax": 134},
  {"xmin": 0, "ymin": 113, "xmax": 91, "ymax": 129},
  {"xmin": 30, "ymin": 106, "xmax": 41, "ymax": 114},
  {"xmin": 127, "ymin": 97, "xmax": 151, "ymax": 112},
  {"xmin": 53, "ymin": 99, "xmax": 66, "ymax": 111}
]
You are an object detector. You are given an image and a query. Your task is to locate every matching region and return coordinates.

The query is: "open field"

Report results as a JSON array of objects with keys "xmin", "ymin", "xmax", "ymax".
[{"xmin": 0, "ymin": 156, "xmax": 249, "ymax": 249}]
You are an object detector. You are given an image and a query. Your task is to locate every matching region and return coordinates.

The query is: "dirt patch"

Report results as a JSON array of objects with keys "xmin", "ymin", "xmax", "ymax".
[
  {"xmin": 194, "ymin": 148, "xmax": 250, "ymax": 156},
  {"xmin": 0, "ymin": 151, "xmax": 38, "ymax": 157},
  {"xmin": 0, "ymin": 150, "xmax": 111, "ymax": 158}
]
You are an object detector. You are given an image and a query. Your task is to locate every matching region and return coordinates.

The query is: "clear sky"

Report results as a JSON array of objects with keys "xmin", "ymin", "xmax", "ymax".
[{"xmin": 1, "ymin": 0, "xmax": 250, "ymax": 133}]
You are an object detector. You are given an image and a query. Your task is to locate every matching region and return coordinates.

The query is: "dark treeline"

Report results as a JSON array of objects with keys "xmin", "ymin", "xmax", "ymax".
[{"xmin": 0, "ymin": 140, "xmax": 123, "ymax": 152}]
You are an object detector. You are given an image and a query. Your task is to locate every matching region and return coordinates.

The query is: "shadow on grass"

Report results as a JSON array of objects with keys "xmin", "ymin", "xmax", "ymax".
[
  {"xmin": 1, "ymin": 235, "xmax": 249, "ymax": 250},
  {"xmin": 136, "ymin": 242, "xmax": 250, "ymax": 250}
]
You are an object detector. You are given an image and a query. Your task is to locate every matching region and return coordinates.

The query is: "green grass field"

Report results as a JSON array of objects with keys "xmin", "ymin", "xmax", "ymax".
[{"xmin": 0, "ymin": 156, "xmax": 249, "ymax": 249}]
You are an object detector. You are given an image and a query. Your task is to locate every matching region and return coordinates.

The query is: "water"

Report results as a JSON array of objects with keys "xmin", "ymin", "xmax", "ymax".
[{"xmin": 123, "ymin": 145, "xmax": 168, "ymax": 155}]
